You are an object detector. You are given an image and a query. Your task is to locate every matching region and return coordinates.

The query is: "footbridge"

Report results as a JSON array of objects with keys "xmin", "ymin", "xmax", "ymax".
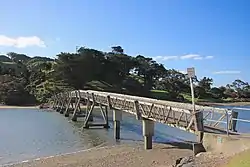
[{"xmin": 50, "ymin": 90, "xmax": 246, "ymax": 152}]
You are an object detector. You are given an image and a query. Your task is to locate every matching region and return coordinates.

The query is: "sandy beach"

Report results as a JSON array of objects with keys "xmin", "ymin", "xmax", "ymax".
[
  {"xmin": 0, "ymin": 105, "xmax": 39, "ymax": 109},
  {"xmin": 3, "ymin": 143, "xmax": 228, "ymax": 167}
]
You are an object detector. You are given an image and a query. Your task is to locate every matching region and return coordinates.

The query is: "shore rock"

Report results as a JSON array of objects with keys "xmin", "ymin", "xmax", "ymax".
[{"xmin": 173, "ymin": 156, "xmax": 194, "ymax": 167}]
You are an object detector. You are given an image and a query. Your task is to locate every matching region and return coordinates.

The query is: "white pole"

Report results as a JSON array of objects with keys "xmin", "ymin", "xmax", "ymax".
[{"xmin": 189, "ymin": 77, "xmax": 196, "ymax": 113}]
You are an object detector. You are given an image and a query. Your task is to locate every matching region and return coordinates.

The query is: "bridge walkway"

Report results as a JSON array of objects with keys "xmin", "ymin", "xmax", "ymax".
[{"xmin": 50, "ymin": 90, "xmax": 244, "ymax": 152}]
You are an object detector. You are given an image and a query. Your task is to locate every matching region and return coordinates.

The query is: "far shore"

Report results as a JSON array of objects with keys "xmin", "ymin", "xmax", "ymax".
[
  {"xmin": 198, "ymin": 101, "xmax": 250, "ymax": 107},
  {"xmin": 0, "ymin": 105, "xmax": 39, "ymax": 109}
]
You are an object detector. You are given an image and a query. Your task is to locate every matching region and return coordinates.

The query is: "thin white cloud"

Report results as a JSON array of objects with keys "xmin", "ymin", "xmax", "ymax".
[
  {"xmin": 213, "ymin": 71, "xmax": 241, "ymax": 74},
  {"xmin": 162, "ymin": 56, "xmax": 178, "ymax": 60},
  {"xmin": 205, "ymin": 56, "xmax": 214, "ymax": 59},
  {"xmin": 180, "ymin": 54, "xmax": 202, "ymax": 60},
  {"xmin": 194, "ymin": 57, "xmax": 203, "ymax": 60},
  {"xmin": 0, "ymin": 35, "xmax": 45, "ymax": 48},
  {"xmin": 153, "ymin": 56, "xmax": 178, "ymax": 61},
  {"xmin": 153, "ymin": 54, "xmax": 214, "ymax": 61}
]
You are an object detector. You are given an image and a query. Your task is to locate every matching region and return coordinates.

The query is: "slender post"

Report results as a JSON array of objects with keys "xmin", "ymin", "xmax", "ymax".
[
  {"xmin": 142, "ymin": 118, "xmax": 154, "ymax": 149},
  {"xmin": 229, "ymin": 110, "xmax": 238, "ymax": 132},
  {"xmin": 226, "ymin": 110, "xmax": 229, "ymax": 136},
  {"xmin": 104, "ymin": 105, "xmax": 109, "ymax": 128},
  {"xmin": 113, "ymin": 109, "xmax": 122, "ymax": 140},
  {"xmin": 189, "ymin": 77, "xmax": 196, "ymax": 114}
]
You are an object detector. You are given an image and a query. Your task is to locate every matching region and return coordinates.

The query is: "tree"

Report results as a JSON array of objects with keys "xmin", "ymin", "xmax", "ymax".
[
  {"xmin": 133, "ymin": 55, "xmax": 166, "ymax": 90},
  {"xmin": 198, "ymin": 77, "xmax": 213, "ymax": 92},
  {"xmin": 210, "ymin": 87, "xmax": 224, "ymax": 99},
  {"xmin": 54, "ymin": 48, "xmax": 107, "ymax": 89},
  {"xmin": 0, "ymin": 75, "xmax": 36, "ymax": 105},
  {"xmin": 156, "ymin": 69, "xmax": 189, "ymax": 100},
  {"xmin": 231, "ymin": 79, "xmax": 249, "ymax": 98},
  {"xmin": 111, "ymin": 46, "xmax": 124, "ymax": 54}
]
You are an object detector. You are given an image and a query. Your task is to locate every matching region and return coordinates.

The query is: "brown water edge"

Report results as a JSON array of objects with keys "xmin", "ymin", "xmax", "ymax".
[
  {"xmin": 4, "ymin": 142, "xmax": 229, "ymax": 167},
  {"xmin": 198, "ymin": 101, "xmax": 250, "ymax": 107},
  {"xmin": 0, "ymin": 105, "xmax": 39, "ymax": 109}
]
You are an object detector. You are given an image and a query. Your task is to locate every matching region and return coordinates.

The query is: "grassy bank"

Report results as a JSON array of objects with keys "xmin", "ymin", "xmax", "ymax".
[
  {"xmin": 222, "ymin": 149, "xmax": 250, "ymax": 167},
  {"xmin": 150, "ymin": 89, "xmax": 250, "ymax": 106}
]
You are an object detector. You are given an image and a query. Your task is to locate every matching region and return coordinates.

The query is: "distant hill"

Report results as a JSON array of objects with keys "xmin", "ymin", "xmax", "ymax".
[
  {"xmin": 0, "ymin": 55, "xmax": 12, "ymax": 62},
  {"xmin": 7, "ymin": 52, "xmax": 31, "ymax": 62},
  {"xmin": 0, "ymin": 54, "xmax": 54, "ymax": 74},
  {"xmin": 32, "ymin": 56, "xmax": 54, "ymax": 62}
]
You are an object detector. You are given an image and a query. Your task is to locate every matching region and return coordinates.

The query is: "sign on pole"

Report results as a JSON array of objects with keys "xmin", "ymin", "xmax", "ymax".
[
  {"xmin": 187, "ymin": 67, "xmax": 195, "ymax": 78},
  {"xmin": 187, "ymin": 67, "xmax": 196, "ymax": 112},
  {"xmin": 187, "ymin": 67, "xmax": 202, "ymax": 135}
]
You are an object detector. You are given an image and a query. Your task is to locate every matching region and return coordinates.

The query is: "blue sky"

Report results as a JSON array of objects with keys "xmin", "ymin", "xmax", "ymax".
[{"xmin": 0, "ymin": 0, "xmax": 249, "ymax": 86}]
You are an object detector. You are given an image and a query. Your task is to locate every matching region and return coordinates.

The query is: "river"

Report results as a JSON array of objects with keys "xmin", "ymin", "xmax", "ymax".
[{"xmin": 0, "ymin": 106, "xmax": 249, "ymax": 165}]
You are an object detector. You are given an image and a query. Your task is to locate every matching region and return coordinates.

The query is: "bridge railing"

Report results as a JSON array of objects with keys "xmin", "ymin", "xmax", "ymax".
[
  {"xmin": 53, "ymin": 90, "xmax": 248, "ymax": 134},
  {"xmin": 78, "ymin": 90, "xmax": 194, "ymax": 129},
  {"xmin": 203, "ymin": 107, "xmax": 250, "ymax": 135}
]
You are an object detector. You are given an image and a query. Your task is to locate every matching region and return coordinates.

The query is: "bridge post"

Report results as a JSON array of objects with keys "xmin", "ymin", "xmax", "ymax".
[
  {"xmin": 229, "ymin": 111, "xmax": 238, "ymax": 132},
  {"xmin": 51, "ymin": 95, "xmax": 56, "ymax": 109},
  {"xmin": 72, "ymin": 91, "xmax": 80, "ymax": 122},
  {"xmin": 104, "ymin": 105, "xmax": 109, "ymax": 128},
  {"xmin": 56, "ymin": 93, "xmax": 62, "ymax": 112},
  {"xmin": 194, "ymin": 111, "xmax": 204, "ymax": 143},
  {"xmin": 64, "ymin": 92, "xmax": 71, "ymax": 117},
  {"xmin": 55, "ymin": 94, "xmax": 60, "ymax": 111},
  {"xmin": 113, "ymin": 109, "xmax": 122, "ymax": 140},
  {"xmin": 60, "ymin": 93, "xmax": 67, "ymax": 114},
  {"xmin": 142, "ymin": 118, "xmax": 154, "ymax": 149},
  {"xmin": 83, "ymin": 93, "xmax": 96, "ymax": 128}
]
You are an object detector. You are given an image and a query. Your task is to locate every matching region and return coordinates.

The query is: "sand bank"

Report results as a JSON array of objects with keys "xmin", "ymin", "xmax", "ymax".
[
  {"xmin": 4, "ymin": 143, "xmax": 228, "ymax": 167},
  {"xmin": 0, "ymin": 105, "xmax": 39, "ymax": 109}
]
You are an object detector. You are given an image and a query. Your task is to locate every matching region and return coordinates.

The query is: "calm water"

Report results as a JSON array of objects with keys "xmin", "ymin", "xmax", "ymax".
[
  {"xmin": 0, "ymin": 108, "xmax": 195, "ymax": 165},
  {"xmin": 218, "ymin": 106, "xmax": 250, "ymax": 133},
  {"xmin": 0, "ymin": 106, "xmax": 249, "ymax": 165}
]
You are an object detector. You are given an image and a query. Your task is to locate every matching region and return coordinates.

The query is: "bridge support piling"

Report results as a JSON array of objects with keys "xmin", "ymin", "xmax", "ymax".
[
  {"xmin": 113, "ymin": 109, "xmax": 122, "ymax": 140},
  {"xmin": 72, "ymin": 91, "xmax": 81, "ymax": 122},
  {"xmin": 104, "ymin": 106, "xmax": 109, "ymax": 128},
  {"xmin": 64, "ymin": 93, "xmax": 71, "ymax": 117},
  {"xmin": 229, "ymin": 111, "xmax": 238, "ymax": 132},
  {"xmin": 56, "ymin": 94, "xmax": 62, "ymax": 112},
  {"xmin": 99, "ymin": 104, "xmax": 110, "ymax": 129},
  {"xmin": 60, "ymin": 93, "xmax": 67, "ymax": 114},
  {"xmin": 142, "ymin": 118, "xmax": 154, "ymax": 149},
  {"xmin": 83, "ymin": 99, "xmax": 95, "ymax": 128},
  {"xmin": 194, "ymin": 111, "xmax": 204, "ymax": 143}
]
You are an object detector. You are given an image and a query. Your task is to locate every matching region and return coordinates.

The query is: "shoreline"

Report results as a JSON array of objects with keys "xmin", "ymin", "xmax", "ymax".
[
  {"xmin": 1, "ymin": 142, "xmax": 110, "ymax": 167},
  {"xmin": 198, "ymin": 101, "xmax": 250, "ymax": 107},
  {"xmin": 0, "ymin": 105, "xmax": 39, "ymax": 109},
  {"xmin": 2, "ymin": 143, "xmax": 228, "ymax": 167}
]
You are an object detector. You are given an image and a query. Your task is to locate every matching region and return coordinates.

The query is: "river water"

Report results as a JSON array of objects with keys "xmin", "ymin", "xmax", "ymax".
[{"xmin": 0, "ymin": 106, "xmax": 249, "ymax": 165}]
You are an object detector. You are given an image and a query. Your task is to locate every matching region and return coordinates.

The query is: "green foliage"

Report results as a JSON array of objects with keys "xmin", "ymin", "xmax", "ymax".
[
  {"xmin": 0, "ymin": 47, "xmax": 249, "ymax": 106},
  {"xmin": 222, "ymin": 149, "xmax": 250, "ymax": 167}
]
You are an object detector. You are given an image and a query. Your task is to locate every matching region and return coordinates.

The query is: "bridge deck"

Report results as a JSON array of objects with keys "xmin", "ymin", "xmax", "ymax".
[{"xmin": 53, "ymin": 90, "xmax": 232, "ymax": 134}]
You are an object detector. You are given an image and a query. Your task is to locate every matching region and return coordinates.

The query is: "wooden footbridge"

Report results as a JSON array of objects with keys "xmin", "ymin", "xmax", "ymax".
[{"xmin": 50, "ymin": 90, "xmax": 240, "ymax": 150}]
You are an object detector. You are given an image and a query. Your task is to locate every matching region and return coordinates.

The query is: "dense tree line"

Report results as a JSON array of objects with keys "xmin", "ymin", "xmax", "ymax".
[{"xmin": 0, "ymin": 46, "xmax": 249, "ymax": 105}]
